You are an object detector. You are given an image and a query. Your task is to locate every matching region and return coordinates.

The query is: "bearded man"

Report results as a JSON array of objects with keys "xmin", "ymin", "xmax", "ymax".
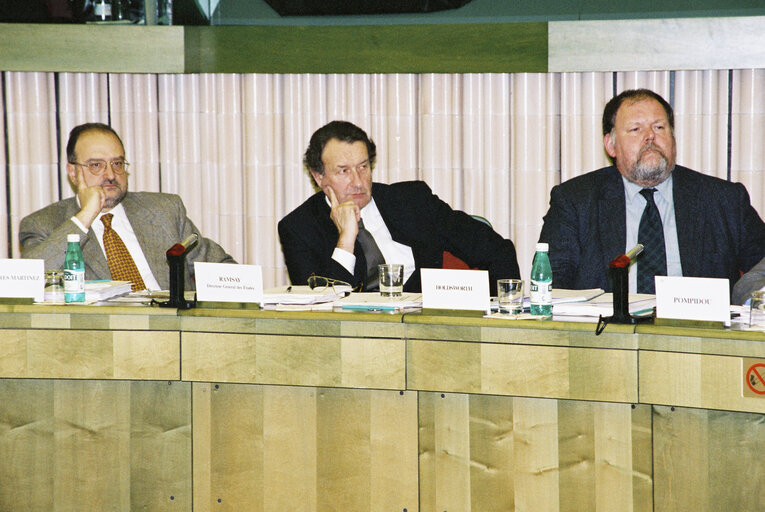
[{"xmin": 538, "ymin": 89, "xmax": 765, "ymax": 295}]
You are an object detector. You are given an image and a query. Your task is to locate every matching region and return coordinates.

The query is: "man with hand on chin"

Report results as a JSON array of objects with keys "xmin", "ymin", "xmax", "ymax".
[
  {"xmin": 539, "ymin": 88, "xmax": 765, "ymax": 295},
  {"xmin": 278, "ymin": 120, "xmax": 520, "ymax": 293},
  {"xmin": 19, "ymin": 122, "xmax": 235, "ymax": 291}
]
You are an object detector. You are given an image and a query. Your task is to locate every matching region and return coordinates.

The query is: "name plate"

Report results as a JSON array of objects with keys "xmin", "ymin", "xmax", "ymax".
[
  {"xmin": 194, "ymin": 262, "xmax": 263, "ymax": 303},
  {"xmin": 421, "ymin": 268, "xmax": 489, "ymax": 311},
  {"xmin": 0, "ymin": 259, "xmax": 44, "ymax": 302},
  {"xmin": 655, "ymin": 276, "xmax": 730, "ymax": 322}
]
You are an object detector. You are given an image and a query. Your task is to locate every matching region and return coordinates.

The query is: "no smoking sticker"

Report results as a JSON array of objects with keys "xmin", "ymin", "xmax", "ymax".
[{"xmin": 743, "ymin": 359, "xmax": 765, "ymax": 398}]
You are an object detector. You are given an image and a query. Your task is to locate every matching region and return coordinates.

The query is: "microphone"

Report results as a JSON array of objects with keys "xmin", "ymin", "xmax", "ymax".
[
  {"xmin": 596, "ymin": 244, "xmax": 650, "ymax": 334},
  {"xmin": 609, "ymin": 244, "xmax": 644, "ymax": 269},
  {"xmin": 166, "ymin": 233, "xmax": 199, "ymax": 257}
]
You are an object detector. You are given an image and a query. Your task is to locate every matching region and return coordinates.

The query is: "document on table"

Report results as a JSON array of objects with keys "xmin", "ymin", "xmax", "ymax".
[
  {"xmin": 261, "ymin": 285, "xmax": 350, "ymax": 310},
  {"xmin": 552, "ymin": 293, "xmax": 656, "ymax": 318},
  {"xmin": 335, "ymin": 292, "xmax": 423, "ymax": 312}
]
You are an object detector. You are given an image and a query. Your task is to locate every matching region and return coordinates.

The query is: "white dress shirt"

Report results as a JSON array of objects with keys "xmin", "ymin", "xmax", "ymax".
[
  {"xmin": 331, "ymin": 198, "xmax": 416, "ymax": 285},
  {"xmin": 623, "ymin": 174, "xmax": 683, "ymax": 293},
  {"xmin": 70, "ymin": 203, "xmax": 161, "ymax": 290}
]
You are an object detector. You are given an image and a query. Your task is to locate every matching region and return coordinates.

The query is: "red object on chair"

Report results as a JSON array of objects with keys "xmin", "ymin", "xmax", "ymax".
[{"xmin": 443, "ymin": 251, "xmax": 473, "ymax": 269}]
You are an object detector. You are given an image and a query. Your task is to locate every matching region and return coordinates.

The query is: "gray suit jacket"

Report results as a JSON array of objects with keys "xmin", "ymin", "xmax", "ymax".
[
  {"xmin": 19, "ymin": 192, "xmax": 235, "ymax": 290},
  {"xmin": 732, "ymin": 256, "xmax": 765, "ymax": 304}
]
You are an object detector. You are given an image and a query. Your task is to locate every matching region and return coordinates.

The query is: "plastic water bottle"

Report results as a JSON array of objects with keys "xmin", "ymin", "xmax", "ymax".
[
  {"xmin": 530, "ymin": 242, "xmax": 552, "ymax": 316},
  {"xmin": 64, "ymin": 234, "xmax": 85, "ymax": 303}
]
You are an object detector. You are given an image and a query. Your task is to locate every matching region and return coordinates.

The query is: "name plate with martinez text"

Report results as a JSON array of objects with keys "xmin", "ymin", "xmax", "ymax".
[
  {"xmin": 421, "ymin": 268, "xmax": 489, "ymax": 311},
  {"xmin": 194, "ymin": 262, "xmax": 263, "ymax": 303},
  {"xmin": 655, "ymin": 276, "xmax": 730, "ymax": 322},
  {"xmin": 0, "ymin": 259, "xmax": 44, "ymax": 302}
]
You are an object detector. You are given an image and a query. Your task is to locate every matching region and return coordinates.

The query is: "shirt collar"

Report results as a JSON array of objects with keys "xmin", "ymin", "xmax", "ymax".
[{"xmin": 623, "ymin": 172, "xmax": 674, "ymax": 203}]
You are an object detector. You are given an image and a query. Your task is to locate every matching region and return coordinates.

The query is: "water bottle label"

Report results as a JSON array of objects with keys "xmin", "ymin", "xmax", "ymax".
[
  {"xmin": 64, "ymin": 269, "xmax": 85, "ymax": 293},
  {"xmin": 529, "ymin": 280, "xmax": 552, "ymax": 305}
]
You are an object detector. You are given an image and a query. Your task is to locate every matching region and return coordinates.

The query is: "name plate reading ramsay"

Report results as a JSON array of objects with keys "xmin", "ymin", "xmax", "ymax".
[
  {"xmin": 194, "ymin": 262, "xmax": 263, "ymax": 303},
  {"xmin": 0, "ymin": 259, "xmax": 44, "ymax": 302},
  {"xmin": 421, "ymin": 268, "xmax": 489, "ymax": 311},
  {"xmin": 655, "ymin": 276, "xmax": 730, "ymax": 323}
]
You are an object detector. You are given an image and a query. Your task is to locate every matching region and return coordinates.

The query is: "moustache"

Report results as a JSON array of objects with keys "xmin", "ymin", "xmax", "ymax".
[{"xmin": 637, "ymin": 143, "xmax": 667, "ymax": 161}]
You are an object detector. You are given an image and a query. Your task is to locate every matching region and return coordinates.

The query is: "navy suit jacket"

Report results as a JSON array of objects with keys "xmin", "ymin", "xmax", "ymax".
[
  {"xmin": 278, "ymin": 181, "xmax": 520, "ymax": 293},
  {"xmin": 538, "ymin": 165, "xmax": 765, "ymax": 293}
]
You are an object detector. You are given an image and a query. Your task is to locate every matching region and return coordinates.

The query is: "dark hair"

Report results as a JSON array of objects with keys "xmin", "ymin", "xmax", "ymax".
[
  {"xmin": 66, "ymin": 122, "xmax": 124, "ymax": 163},
  {"xmin": 602, "ymin": 89, "xmax": 674, "ymax": 136},
  {"xmin": 303, "ymin": 120, "xmax": 377, "ymax": 175}
]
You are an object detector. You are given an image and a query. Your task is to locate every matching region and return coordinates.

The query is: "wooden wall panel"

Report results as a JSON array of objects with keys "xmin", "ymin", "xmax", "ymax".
[
  {"xmin": 407, "ymin": 339, "xmax": 637, "ymax": 402},
  {"xmin": 639, "ymin": 350, "xmax": 765, "ymax": 414},
  {"xmin": 182, "ymin": 332, "xmax": 405, "ymax": 389},
  {"xmin": 192, "ymin": 383, "xmax": 418, "ymax": 512},
  {"xmin": 418, "ymin": 394, "xmax": 652, "ymax": 512},
  {"xmin": 0, "ymin": 379, "xmax": 191, "ymax": 512},
  {"xmin": 653, "ymin": 406, "xmax": 765, "ymax": 512},
  {"xmin": 0, "ymin": 329, "xmax": 180, "ymax": 380}
]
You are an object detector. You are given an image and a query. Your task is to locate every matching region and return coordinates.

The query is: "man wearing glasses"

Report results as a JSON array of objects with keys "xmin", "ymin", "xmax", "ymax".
[{"xmin": 19, "ymin": 122, "xmax": 235, "ymax": 290}]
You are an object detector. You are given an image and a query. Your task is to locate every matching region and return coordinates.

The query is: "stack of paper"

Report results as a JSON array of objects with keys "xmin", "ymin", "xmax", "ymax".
[
  {"xmin": 335, "ymin": 292, "xmax": 423, "ymax": 312},
  {"xmin": 261, "ymin": 285, "xmax": 351, "ymax": 310},
  {"xmin": 552, "ymin": 293, "xmax": 655, "ymax": 318},
  {"xmin": 85, "ymin": 280, "xmax": 133, "ymax": 302}
]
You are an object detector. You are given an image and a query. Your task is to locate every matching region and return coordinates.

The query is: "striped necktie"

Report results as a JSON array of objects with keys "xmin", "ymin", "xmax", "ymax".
[
  {"xmin": 637, "ymin": 188, "xmax": 667, "ymax": 294},
  {"xmin": 101, "ymin": 213, "xmax": 146, "ymax": 291}
]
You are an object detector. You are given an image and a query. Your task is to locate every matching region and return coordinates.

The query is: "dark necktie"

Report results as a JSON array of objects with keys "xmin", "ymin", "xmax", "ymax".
[
  {"xmin": 637, "ymin": 188, "xmax": 667, "ymax": 294},
  {"xmin": 356, "ymin": 219, "xmax": 385, "ymax": 291},
  {"xmin": 101, "ymin": 213, "xmax": 146, "ymax": 291}
]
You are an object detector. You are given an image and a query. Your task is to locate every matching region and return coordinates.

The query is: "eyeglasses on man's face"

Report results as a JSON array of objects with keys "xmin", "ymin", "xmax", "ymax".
[{"xmin": 70, "ymin": 159, "xmax": 130, "ymax": 176}]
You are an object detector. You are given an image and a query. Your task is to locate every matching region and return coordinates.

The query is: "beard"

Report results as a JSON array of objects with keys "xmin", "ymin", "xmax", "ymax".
[{"xmin": 626, "ymin": 144, "xmax": 674, "ymax": 186}]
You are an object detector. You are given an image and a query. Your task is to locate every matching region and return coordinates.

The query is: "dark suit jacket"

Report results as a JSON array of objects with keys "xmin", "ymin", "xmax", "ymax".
[
  {"xmin": 19, "ymin": 192, "xmax": 236, "ymax": 290},
  {"xmin": 278, "ymin": 181, "xmax": 520, "ymax": 293},
  {"xmin": 538, "ymin": 165, "xmax": 765, "ymax": 293}
]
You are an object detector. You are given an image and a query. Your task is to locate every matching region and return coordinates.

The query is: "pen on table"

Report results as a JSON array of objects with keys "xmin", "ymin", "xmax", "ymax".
[{"xmin": 341, "ymin": 304, "xmax": 396, "ymax": 312}]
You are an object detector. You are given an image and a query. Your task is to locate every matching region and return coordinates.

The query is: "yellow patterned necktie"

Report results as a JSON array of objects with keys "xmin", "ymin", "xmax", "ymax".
[{"xmin": 101, "ymin": 213, "xmax": 146, "ymax": 291}]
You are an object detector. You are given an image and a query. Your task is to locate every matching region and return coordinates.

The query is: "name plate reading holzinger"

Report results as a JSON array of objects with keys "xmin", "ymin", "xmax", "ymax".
[{"xmin": 194, "ymin": 262, "xmax": 263, "ymax": 303}]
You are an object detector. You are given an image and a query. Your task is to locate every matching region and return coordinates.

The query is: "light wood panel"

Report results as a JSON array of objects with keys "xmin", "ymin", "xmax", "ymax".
[
  {"xmin": 0, "ymin": 24, "xmax": 184, "ymax": 73},
  {"xmin": 192, "ymin": 383, "xmax": 418, "ymax": 512},
  {"xmin": 653, "ymin": 405, "xmax": 765, "ymax": 512},
  {"xmin": 182, "ymin": 332, "xmax": 406, "ymax": 389},
  {"xmin": 0, "ymin": 379, "xmax": 191, "ymax": 512},
  {"xmin": 0, "ymin": 329, "xmax": 180, "ymax": 380},
  {"xmin": 639, "ymin": 350, "xmax": 765, "ymax": 414},
  {"xmin": 407, "ymin": 339, "xmax": 637, "ymax": 402},
  {"xmin": 549, "ymin": 16, "xmax": 765, "ymax": 72},
  {"xmin": 418, "ymin": 393, "xmax": 653, "ymax": 512}
]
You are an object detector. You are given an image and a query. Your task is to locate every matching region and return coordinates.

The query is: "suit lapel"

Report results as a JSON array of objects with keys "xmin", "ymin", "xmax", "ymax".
[
  {"xmin": 83, "ymin": 228, "xmax": 110, "ymax": 278},
  {"xmin": 671, "ymin": 167, "xmax": 697, "ymax": 276},
  {"xmin": 598, "ymin": 169, "xmax": 627, "ymax": 269},
  {"xmin": 121, "ymin": 193, "xmax": 169, "ymax": 284}
]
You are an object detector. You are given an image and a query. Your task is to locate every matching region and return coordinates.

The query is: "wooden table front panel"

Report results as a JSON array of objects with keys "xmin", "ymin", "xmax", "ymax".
[
  {"xmin": 0, "ymin": 329, "xmax": 180, "ymax": 380},
  {"xmin": 0, "ymin": 379, "xmax": 191, "ymax": 512},
  {"xmin": 418, "ymin": 393, "xmax": 653, "ymax": 512},
  {"xmin": 192, "ymin": 383, "xmax": 419, "ymax": 512},
  {"xmin": 407, "ymin": 339, "xmax": 637, "ymax": 403},
  {"xmin": 182, "ymin": 332, "xmax": 406, "ymax": 390}
]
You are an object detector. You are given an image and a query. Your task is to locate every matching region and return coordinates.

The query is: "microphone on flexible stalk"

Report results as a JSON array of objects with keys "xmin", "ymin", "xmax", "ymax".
[{"xmin": 596, "ymin": 244, "xmax": 653, "ymax": 334}]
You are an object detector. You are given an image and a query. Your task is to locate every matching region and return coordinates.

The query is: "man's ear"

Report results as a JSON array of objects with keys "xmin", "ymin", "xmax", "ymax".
[
  {"xmin": 310, "ymin": 169, "xmax": 323, "ymax": 189},
  {"xmin": 66, "ymin": 163, "xmax": 78, "ymax": 186},
  {"xmin": 604, "ymin": 133, "xmax": 617, "ymax": 159}
]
